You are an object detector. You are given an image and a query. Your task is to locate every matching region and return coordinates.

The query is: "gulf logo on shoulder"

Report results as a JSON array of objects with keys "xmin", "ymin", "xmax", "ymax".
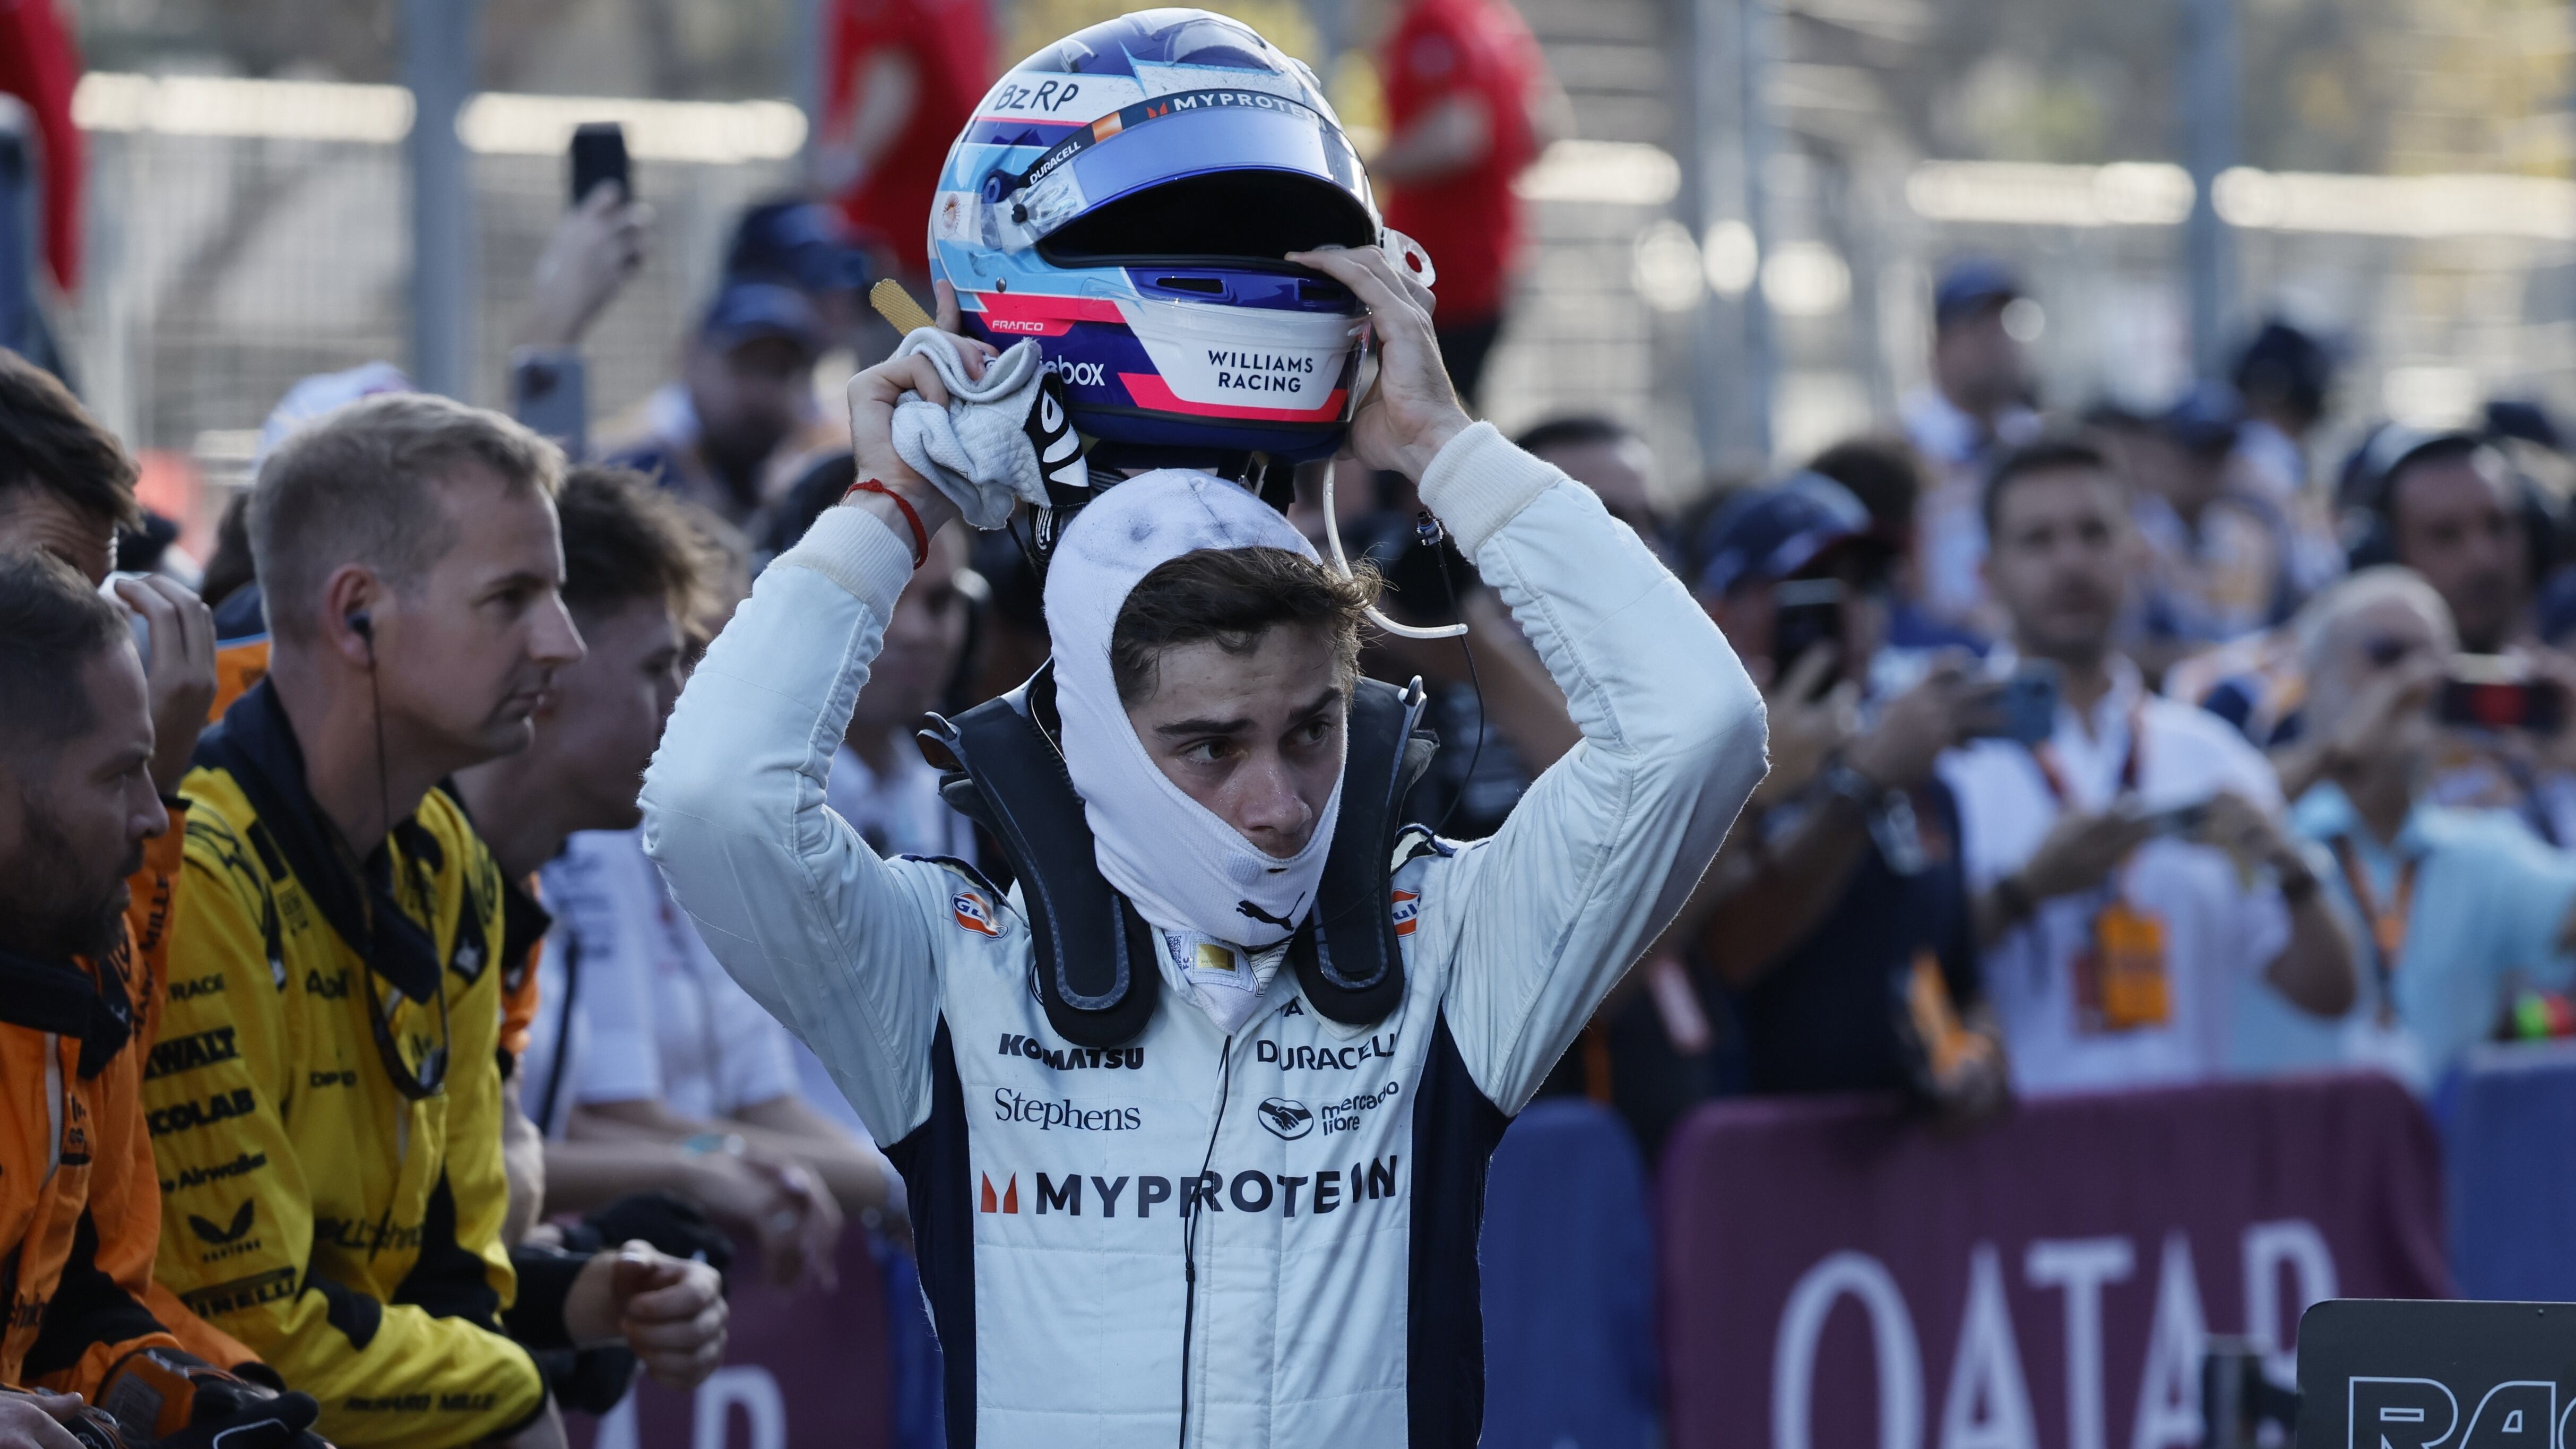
[
  {"xmin": 1391, "ymin": 889, "xmax": 1418, "ymax": 939},
  {"xmin": 953, "ymin": 889, "xmax": 1002, "ymax": 938}
]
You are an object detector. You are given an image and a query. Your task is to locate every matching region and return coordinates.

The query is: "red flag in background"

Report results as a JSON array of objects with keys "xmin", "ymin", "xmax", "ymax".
[
  {"xmin": 0, "ymin": 0, "xmax": 85, "ymax": 292},
  {"xmin": 820, "ymin": 0, "xmax": 993, "ymax": 277}
]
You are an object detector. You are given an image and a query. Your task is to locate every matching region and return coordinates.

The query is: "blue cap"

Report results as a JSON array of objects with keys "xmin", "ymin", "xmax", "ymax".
[
  {"xmin": 1934, "ymin": 259, "xmax": 2022, "ymax": 330},
  {"xmin": 1694, "ymin": 473, "xmax": 1880, "ymax": 597},
  {"xmin": 2486, "ymin": 399, "xmax": 2562, "ymax": 453},
  {"xmin": 727, "ymin": 200, "xmax": 871, "ymax": 296},
  {"xmin": 2158, "ymin": 380, "xmax": 2245, "ymax": 454},
  {"xmin": 2232, "ymin": 318, "xmax": 2337, "ymax": 412},
  {"xmin": 699, "ymin": 280, "xmax": 825, "ymax": 353}
]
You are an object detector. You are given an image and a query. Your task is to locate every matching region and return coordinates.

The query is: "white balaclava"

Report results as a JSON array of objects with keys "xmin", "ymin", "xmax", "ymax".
[{"xmin": 1043, "ymin": 470, "xmax": 1347, "ymax": 955}]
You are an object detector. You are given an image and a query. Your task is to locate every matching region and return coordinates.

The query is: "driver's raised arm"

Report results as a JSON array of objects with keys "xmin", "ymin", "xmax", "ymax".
[
  {"xmin": 638, "ymin": 505, "xmax": 950, "ymax": 1145},
  {"xmin": 1405, "ymin": 425, "xmax": 1766, "ymax": 1111}
]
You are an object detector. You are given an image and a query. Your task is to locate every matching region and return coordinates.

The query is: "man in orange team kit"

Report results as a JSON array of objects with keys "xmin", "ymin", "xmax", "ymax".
[
  {"xmin": 0, "ymin": 551, "xmax": 324, "ymax": 1449},
  {"xmin": 0, "ymin": 352, "xmax": 327, "ymax": 1442}
]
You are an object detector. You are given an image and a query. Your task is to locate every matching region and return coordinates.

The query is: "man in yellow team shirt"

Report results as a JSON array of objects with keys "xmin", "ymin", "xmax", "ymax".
[{"xmin": 146, "ymin": 395, "xmax": 712, "ymax": 1449}]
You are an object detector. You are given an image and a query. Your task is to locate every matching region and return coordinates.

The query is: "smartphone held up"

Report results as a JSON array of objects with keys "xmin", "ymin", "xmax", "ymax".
[{"xmin": 569, "ymin": 122, "xmax": 630, "ymax": 206}]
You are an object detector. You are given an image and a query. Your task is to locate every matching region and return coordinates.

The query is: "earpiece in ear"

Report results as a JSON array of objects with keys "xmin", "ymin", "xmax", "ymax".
[{"xmin": 348, "ymin": 611, "xmax": 373, "ymax": 645}]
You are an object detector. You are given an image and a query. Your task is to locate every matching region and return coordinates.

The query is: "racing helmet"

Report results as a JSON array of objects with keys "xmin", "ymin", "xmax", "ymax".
[{"xmin": 927, "ymin": 9, "xmax": 1430, "ymax": 471}]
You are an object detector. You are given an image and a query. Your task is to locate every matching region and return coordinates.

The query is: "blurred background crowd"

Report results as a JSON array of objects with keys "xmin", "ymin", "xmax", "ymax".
[{"xmin": 3, "ymin": 0, "xmax": 2575, "ymax": 1444}]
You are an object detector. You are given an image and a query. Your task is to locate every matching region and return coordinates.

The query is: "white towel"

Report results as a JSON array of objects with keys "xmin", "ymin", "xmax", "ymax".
[{"xmin": 888, "ymin": 330, "xmax": 1085, "ymax": 529}]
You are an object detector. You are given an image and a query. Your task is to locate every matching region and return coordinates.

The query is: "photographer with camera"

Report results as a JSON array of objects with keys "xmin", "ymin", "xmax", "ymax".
[
  {"xmin": 2239, "ymin": 567, "xmax": 2576, "ymax": 1090},
  {"xmin": 1939, "ymin": 437, "xmax": 2354, "ymax": 1096},
  {"xmin": 1658, "ymin": 477, "xmax": 2006, "ymax": 1118}
]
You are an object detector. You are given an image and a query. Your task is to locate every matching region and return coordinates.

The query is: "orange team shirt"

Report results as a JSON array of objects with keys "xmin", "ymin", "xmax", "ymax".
[
  {"xmin": 499, "ymin": 875, "xmax": 546, "ymax": 1063},
  {"xmin": 1378, "ymin": 0, "xmax": 1547, "ymax": 324},
  {"xmin": 1, "ymin": 805, "xmax": 262, "ymax": 1396}
]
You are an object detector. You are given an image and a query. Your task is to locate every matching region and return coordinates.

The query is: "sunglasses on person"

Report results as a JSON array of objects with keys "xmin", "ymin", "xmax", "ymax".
[{"xmin": 2359, "ymin": 634, "xmax": 2427, "ymax": 670}]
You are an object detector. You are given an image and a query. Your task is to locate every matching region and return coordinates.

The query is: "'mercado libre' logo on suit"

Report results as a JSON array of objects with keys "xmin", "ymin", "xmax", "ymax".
[{"xmin": 978, "ymin": 1157, "xmax": 1403, "ymax": 1220}]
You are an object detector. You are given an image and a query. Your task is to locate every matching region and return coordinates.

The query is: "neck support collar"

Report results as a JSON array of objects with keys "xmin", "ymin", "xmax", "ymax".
[{"xmin": 922, "ymin": 665, "xmax": 1435, "ymax": 1048}]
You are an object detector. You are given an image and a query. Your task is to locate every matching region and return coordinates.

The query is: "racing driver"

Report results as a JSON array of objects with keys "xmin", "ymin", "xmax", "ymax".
[{"xmin": 642, "ymin": 12, "xmax": 1766, "ymax": 1446}]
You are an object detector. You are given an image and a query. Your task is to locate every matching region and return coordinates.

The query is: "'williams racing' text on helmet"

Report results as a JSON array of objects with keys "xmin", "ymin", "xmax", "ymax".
[{"xmin": 928, "ymin": 9, "xmax": 1430, "ymax": 471}]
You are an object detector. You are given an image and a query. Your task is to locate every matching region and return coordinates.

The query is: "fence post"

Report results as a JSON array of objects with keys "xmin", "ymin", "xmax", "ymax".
[
  {"xmin": 403, "ymin": 0, "xmax": 480, "ymax": 399},
  {"xmin": 2182, "ymin": 0, "xmax": 2239, "ymax": 380}
]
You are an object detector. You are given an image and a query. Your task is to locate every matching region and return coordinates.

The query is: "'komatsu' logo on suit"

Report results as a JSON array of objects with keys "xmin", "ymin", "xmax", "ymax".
[
  {"xmin": 981, "ymin": 1158, "xmax": 1405, "ymax": 1218},
  {"xmin": 999, "ymin": 1033, "xmax": 1144, "ymax": 1070}
]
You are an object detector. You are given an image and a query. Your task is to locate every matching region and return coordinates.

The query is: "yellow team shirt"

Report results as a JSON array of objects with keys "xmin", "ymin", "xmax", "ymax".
[{"xmin": 143, "ymin": 683, "xmax": 543, "ymax": 1447}]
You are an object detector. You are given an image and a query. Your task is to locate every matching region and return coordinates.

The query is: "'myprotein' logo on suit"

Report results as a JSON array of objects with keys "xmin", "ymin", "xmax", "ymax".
[
  {"xmin": 998, "ymin": 1033, "xmax": 1144, "ymax": 1071},
  {"xmin": 979, "ymin": 1157, "xmax": 1403, "ymax": 1219}
]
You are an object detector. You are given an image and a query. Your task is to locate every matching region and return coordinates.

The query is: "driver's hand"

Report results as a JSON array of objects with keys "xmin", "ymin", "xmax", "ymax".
[
  {"xmin": 840, "ymin": 279, "xmax": 988, "ymax": 542},
  {"xmin": 1285, "ymin": 245, "xmax": 1472, "ymax": 482}
]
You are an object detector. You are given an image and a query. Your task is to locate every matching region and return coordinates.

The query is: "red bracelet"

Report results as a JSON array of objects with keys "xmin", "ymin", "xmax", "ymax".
[{"xmin": 844, "ymin": 477, "xmax": 928, "ymax": 570}]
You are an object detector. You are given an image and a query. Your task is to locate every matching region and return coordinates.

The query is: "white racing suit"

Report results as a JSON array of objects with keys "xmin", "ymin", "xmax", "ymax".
[{"xmin": 640, "ymin": 422, "xmax": 1765, "ymax": 1447}]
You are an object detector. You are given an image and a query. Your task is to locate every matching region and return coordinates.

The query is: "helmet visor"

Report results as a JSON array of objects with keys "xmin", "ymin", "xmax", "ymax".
[{"xmin": 993, "ymin": 90, "xmax": 1372, "ymax": 256}]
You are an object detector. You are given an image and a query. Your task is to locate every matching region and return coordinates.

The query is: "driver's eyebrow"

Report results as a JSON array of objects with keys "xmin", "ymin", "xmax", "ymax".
[
  {"xmin": 1155, "ymin": 687, "xmax": 1344, "ymax": 740},
  {"xmin": 1156, "ymin": 713, "xmax": 1254, "ymax": 738},
  {"xmin": 1285, "ymin": 685, "xmax": 1344, "ymax": 723}
]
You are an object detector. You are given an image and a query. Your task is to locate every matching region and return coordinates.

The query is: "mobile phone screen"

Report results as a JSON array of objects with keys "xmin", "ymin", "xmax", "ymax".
[{"xmin": 570, "ymin": 123, "xmax": 630, "ymax": 206}]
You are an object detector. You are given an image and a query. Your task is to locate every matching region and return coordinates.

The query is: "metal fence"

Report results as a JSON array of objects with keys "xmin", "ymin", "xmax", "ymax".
[{"xmin": 55, "ymin": 0, "xmax": 2576, "ymax": 531}]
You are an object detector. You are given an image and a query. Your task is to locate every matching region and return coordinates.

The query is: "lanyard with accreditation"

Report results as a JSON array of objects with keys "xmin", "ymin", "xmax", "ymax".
[
  {"xmin": 2027, "ymin": 700, "xmax": 2173, "ymax": 1033},
  {"xmin": 2329, "ymin": 836, "xmax": 2416, "ymax": 1028}
]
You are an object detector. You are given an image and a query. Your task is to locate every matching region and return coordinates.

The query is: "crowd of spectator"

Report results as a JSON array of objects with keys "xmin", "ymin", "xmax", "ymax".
[{"xmin": 1544, "ymin": 262, "xmax": 2576, "ymax": 1162}]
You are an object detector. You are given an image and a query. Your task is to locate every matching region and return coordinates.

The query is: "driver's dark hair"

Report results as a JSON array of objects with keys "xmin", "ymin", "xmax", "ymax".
[
  {"xmin": 0, "ymin": 548, "xmax": 129, "ymax": 756},
  {"xmin": 1110, "ymin": 547, "xmax": 1378, "ymax": 707},
  {"xmin": 1982, "ymin": 433, "xmax": 2113, "ymax": 535}
]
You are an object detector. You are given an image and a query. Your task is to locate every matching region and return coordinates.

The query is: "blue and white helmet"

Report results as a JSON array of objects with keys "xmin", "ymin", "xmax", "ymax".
[{"xmin": 928, "ymin": 9, "xmax": 1432, "ymax": 471}]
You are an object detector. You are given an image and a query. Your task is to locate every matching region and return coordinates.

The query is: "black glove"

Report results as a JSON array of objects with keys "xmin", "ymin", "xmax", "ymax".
[{"xmin": 96, "ymin": 1349, "xmax": 324, "ymax": 1449}]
